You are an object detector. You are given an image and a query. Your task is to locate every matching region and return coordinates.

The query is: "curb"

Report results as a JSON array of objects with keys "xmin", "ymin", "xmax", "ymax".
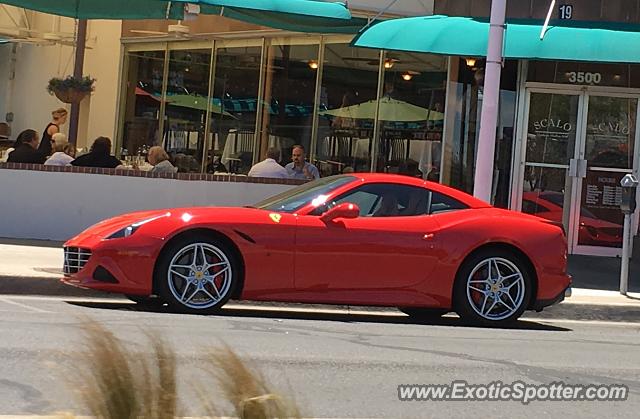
[
  {"xmin": 3, "ymin": 275, "xmax": 640, "ymax": 323},
  {"xmin": 0, "ymin": 275, "xmax": 116, "ymax": 298}
]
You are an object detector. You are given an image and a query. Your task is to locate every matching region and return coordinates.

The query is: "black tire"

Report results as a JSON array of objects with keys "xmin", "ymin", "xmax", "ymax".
[
  {"xmin": 155, "ymin": 233, "xmax": 240, "ymax": 314},
  {"xmin": 399, "ymin": 308, "xmax": 448, "ymax": 320},
  {"xmin": 453, "ymin": 248, "xmax": 532, "ymax": 327}
]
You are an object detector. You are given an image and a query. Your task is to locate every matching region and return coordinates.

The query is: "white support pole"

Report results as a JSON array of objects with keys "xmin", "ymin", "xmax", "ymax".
[
  {"xmin": 620, "ymin": 213, "xmax": 632, "ymax": 295},
  {"xmin": 473, "ymin": 0, "xmax": 507, "ymax": 203}
]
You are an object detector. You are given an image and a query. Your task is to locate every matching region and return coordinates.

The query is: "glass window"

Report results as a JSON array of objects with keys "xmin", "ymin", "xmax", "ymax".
[
  {"xmin": 258, "ymin": 38, "xmax": 320, "ymax": 170},
  {"xmin": 254, "ymin": 175, "xmax": 356, "ymax": 213},
  {"xmin": 314, "ymin": 42, "xmax": 380, "ymax": 176},
  {"xmin": 163, "ymin": 48, "xmax": 212, "ymax": 173},
  {"xmin": 441, "ymin": 58, "xmax": 518, "ymax": 208},
  {"xmin": 429, "ymin": 191, "xmax": 468, "ymax": 214},
  {"xmin": 375, "ymin": 51, "xmax": 447, "ymax": 179},
  {"xmin": 120, "ymin": 50, "xmax": 165, "ymax": 158},
  {"xmin": 320, "ymin": 183, "xmax": 465, "ymax": 217},
  {"xmin": 212, "ymin": 43, "xmax": 263, "ymax": 175}
]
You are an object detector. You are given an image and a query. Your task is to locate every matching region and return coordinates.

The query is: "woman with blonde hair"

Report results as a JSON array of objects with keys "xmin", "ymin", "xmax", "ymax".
[
  {"xmin": 39, "ymin": 108, "xmax": 68, "ymax": 156},
  {"xmin": 148, "ymin": 145, "xmax": 177, "ymax": 174}
]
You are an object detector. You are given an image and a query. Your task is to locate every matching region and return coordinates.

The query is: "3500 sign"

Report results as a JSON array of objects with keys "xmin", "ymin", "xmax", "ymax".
[{"xmin": 567, "ymin": 71, "xmax": 602, "ymax": 84}]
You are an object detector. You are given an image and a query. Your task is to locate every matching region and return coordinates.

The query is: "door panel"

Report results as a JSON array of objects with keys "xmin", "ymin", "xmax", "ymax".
[
  {"xmin": 575, "ymin": 95, "xmax": 637, "ymax": 251},
  {"xmin": 294, "ymin": 215, "xmax": 440, "ymax": 300},
  {"xmin": 520, "ymin": 92, "xmax": 581, "ymax": 237},
  {"xmin": 516, "ymin": 87, "xmax": 640, "ymax": 256}
]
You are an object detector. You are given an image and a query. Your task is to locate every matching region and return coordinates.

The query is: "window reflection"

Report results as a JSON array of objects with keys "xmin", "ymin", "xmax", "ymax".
[
  {"xmin": 315, "ymin": 42, "xmax": 379, "ymax": 176},
  {"xmin": 258, "ymin": 39, "xmax": 319, "ymax": 169},
  {"xmin": 212, "ymin": 45, "xmax": 262, "ymax": 174},
  {"xmin": 163, "ymin": 49, "xmax": 212, "ymax": 173},
  {"xmin": 121, "ymin": 50, "xmax": 165, "ymax": 158},
  {"xmin": 442, "ymin": 58, "xmax": 517, "ymax": 207},
  {"xmin": 376, "ymin": 51, "xmax": 447, "ymax": 179}
]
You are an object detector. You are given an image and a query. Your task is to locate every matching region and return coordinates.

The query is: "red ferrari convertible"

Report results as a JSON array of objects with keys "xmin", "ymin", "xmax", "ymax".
[{"xmin": 63, "ymin": 173, "xmax": 571, "ymax": 326}]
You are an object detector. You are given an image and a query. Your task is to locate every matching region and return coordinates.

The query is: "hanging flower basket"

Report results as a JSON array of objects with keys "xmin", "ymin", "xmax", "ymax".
[{"xmin": 47, "ymin": 76, "xmax": 96, "ymax": 104}]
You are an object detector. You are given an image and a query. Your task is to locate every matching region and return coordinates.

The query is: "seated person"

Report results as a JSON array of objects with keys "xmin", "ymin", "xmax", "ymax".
[
  {"xmin": 148, "ymin": 146, "xmax": 177, "ymax": 174},
  {"xmin": 401, "ymin": 191, "xmax": 429, "ymax": 216},
  {"xmin": 44, "ymin": 141, "xmax": 76, "ymax": 166},
  {"xmin": 7, "ymin": 129, "xmax": 46, "ymax": 164},
  {"xmin": 248, "ymin": 148, "xmax": 288, "ymax": 178},
  {"xmin": 373, "ymin": 192, "xmax": 399, "ymax": 217},
  {"xmin": 71, "ymin": 136, "xmax": 121, "ymax": 168}
]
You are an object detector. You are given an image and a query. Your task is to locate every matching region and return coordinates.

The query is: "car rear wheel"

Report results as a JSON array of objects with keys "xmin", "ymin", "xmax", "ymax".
[
  {"xmin": 399, "ymin": 308, "xmax": 448, "ymax": 321},
  {"xmin": 454, "ymin": 249, "xmax": 531, "ymax": 327},
  {"xmin": 155, "ymin": 234, "xmax": 239, "ymax": 314}
]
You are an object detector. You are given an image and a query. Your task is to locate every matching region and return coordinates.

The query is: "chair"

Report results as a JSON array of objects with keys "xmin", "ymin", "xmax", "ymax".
[
  {"xmin": 227, "ymin": 129, "xmax": 254, "ymax": 173},
  {"xmin": 385, "ymin": 138, "xmax": 408, "ymax": 173}
]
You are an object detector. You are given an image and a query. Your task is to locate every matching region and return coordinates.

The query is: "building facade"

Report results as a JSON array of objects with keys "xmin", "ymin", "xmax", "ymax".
[{"xmin": 1, "ymin": 0, "xmax": 638, "ymax": 257}]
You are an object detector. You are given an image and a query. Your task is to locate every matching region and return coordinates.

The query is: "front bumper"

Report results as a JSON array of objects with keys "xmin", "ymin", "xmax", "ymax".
[{"xmin": 61, "ymin": 235, "xmax": 160, "ymax": 295}]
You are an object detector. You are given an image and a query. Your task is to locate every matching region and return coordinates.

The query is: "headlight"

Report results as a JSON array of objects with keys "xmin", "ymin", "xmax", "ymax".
[
  {"xmin": 107, "ymin": 225, "xmax": 140, "ymax": 239},
  {"xmin": 106, "ymin": 213, "xmax": 170, "ymax": 240}
]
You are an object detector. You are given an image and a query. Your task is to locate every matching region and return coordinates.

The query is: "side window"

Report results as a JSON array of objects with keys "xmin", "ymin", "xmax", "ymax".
[
  {"xmin": 327, "ymin": 183, "xmax": 432, "ymax": 217},
  {"xmin": 428, "ymin": 191, "xmax": 468, "ymax": 214}
]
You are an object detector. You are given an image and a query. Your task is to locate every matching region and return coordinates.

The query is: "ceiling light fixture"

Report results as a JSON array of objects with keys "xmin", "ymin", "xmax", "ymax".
[
  {"xmin": 465, "ymin": 57, "xmax": 477, "ymax": 67},
  {"xmin": 384, "ymin": 59, "xmax": 395, "ymax": 69},
  {"xmin": 308, "ymin": 60, "xmax": 319, "ymax": 69}
]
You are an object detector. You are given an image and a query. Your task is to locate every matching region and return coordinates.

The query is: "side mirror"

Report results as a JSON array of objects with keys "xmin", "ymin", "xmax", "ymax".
[{"xmin": 320, "ymin": 202, "xmax": 360, "ymax": 223}]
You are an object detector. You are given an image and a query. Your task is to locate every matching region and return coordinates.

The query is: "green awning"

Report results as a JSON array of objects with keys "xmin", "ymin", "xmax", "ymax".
[
  {"xmin": 0, "ymin": 0, "xmax": 356, "ymax": 33},
  {"xmin": 352, "ymin": 15, "xmax": 640, "ymax": 64},
  {"xmin": 0, "ymin": 0, "xmax": 185, "ymax": 19},
  {"xmin": 196, "ymin": 0, "xmax": 351, "ymax": 20},
  {"xmin": 206, "ymin": 6, "xmax": 366, "ymax": 33}
]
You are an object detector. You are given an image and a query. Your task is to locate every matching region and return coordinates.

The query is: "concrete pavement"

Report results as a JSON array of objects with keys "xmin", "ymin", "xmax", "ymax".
[{"xmin": 2, "ymin": 239, "xmax": 640, "ymax": 321}]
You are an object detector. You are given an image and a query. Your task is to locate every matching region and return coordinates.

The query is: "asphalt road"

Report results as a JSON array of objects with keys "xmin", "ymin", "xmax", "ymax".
[{"xmin": 1, "ymin": 295, "xmax": 639, "ymax": 419}]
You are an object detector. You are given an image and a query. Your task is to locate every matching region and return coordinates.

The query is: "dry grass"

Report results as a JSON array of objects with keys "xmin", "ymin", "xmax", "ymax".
[
  {"xmin": 205, "ymin": 345, "xmax": 301, "ymax": 419},
  {"xmin": 68, "ymin": 320, "xmax": 301, "ymax": 419}
]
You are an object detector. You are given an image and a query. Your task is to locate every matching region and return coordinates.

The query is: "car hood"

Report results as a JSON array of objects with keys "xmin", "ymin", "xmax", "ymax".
[{"xmin": 69, "ymin": 206, "xmax": 282, "ymax": 243}]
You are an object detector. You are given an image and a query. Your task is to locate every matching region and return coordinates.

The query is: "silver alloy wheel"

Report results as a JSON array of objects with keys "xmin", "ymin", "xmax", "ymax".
[
  {"xmin": 166, "ymin": 242, "xmax": 232, "ymax": 310},
  {"xmin": 465, "ymin": 257, "xmax": 525, "ymax": 321}
]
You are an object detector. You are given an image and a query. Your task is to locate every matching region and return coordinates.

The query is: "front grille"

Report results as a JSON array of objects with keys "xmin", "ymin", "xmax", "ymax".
[{"xmin": 64, "ymin": 247, "xmax": 92, "ymax": 274}]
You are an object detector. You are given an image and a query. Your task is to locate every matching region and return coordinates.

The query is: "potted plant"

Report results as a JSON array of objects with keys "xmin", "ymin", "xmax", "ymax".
[{"xmin": 47, "ymin": 75, "xmax": 96, "ymax": 104}]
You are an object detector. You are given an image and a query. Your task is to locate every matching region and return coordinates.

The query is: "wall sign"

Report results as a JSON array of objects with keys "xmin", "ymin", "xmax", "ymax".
[
  {"xmin": 559, "ymin": 4, "xmax": 573, "ymax": 20},
  {"xmin": 566, "ymin": 71, "xmax": 602, "ymax": 85}
]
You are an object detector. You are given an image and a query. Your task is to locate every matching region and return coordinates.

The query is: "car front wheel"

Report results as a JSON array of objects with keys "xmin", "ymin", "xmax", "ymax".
[
  {"xmin": 155, "ymin": 234, "xmax": 239, "ymax": 314},
  {"xmin": 454, "ymin": 249, "xmax": 531, "ymax": 327}
]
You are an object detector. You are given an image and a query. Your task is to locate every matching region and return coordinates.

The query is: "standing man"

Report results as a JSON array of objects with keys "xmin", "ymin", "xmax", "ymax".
[
  {"xmin": 286, "ymin": 144, "xmax": 320, "ymax": 181},
  {"xmin": 248, "ymin": 147, "xmax": 288, "ymax": 178}
]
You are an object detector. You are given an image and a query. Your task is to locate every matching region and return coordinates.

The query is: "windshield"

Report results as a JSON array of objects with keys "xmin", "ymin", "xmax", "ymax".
[{"xmin": 254, "ymin": 175, "xmax": 357, "ymax": 213}]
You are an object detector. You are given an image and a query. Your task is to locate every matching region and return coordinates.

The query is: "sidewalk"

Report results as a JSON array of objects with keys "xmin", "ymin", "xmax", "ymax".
[{"xmin": 2, "ymin": 239, "xmax": 640, "ymax": 321}]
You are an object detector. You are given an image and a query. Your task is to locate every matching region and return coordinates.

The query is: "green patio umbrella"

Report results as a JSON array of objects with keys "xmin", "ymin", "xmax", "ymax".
[
  {"xmin": 0, "ymin": 1, "xmax": 358, "ymax": 32},
  {"xmin": 321, "ymin": 97, "xmax": 444, "ymax": 122}
]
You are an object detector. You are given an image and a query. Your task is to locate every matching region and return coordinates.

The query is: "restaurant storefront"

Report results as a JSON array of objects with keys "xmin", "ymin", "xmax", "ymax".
[
  {"xmin": 114, "ymin": 1, "xmax": 640, "ymax": 257},
  {"xmin": 115, "ymin": 21, "xmax": 516, "ymax": 207}
]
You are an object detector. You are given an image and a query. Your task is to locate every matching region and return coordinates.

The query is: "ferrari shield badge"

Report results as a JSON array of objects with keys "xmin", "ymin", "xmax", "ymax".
[{"xmin": 269, "ymin": 213, "xmax": 282, "ymax": 223}]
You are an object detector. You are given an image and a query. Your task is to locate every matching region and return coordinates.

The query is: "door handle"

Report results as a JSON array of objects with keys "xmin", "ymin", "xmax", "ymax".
[
  {"xmin": 577, "ymin": 159, "xmax": 587, "ymax": 178},
  {"xmin": 568, "ymin": 158, "xmax": 578, "ymax": 177},
  {"xmin": 568, "ymin": 159, "xmax": 587, "ymax": 178}
]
